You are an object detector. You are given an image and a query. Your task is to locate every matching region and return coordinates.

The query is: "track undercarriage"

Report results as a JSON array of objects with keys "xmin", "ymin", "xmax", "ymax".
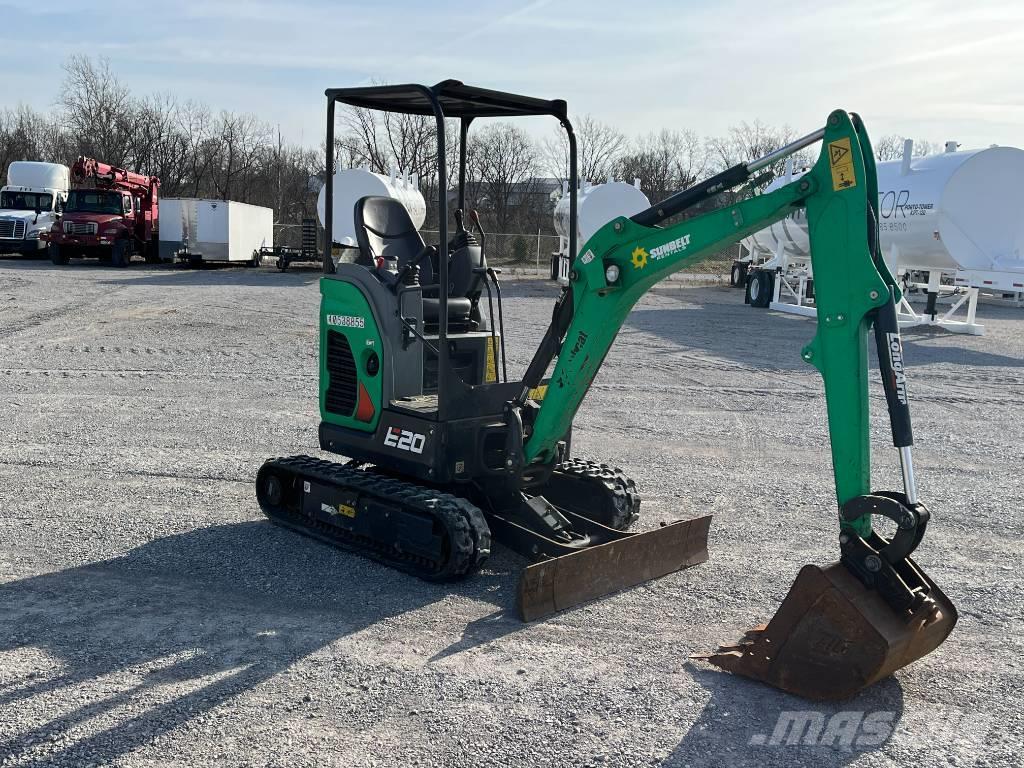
[{"xmin": 257, "ymin": 454, "xmax": 711, "ymax": 620}]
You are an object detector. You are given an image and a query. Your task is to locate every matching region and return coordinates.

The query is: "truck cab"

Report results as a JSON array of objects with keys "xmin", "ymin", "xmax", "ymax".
[
  {"xmin": 0, "ymin": 162, "xmax": 70, "ymax": 256},
  {"xmin": 51, "ymin": 188, "xmax": 137, "ymax": 257},
  {"xmin": 47, "ymin": 157, "xmax": 159, "ymax": 267}
]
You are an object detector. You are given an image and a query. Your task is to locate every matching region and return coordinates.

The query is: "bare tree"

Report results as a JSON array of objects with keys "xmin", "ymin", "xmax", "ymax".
[
  {"xmin": 59, "ymin": 55, "xmax": 136, "ymax": 166},
  {"xmin": 467, "ymin": 122, "xmax": 539, "ymax": 235},
  {"xmin": 874, "ymin": 134, "xmax": 937, "ymax": 162},
  {"xmin": 706, "ymin": 120, "xmax": 811, "ymax": 194},
  {"xmin": 0, "ymin": 105, "xmax": 65, "ymax": 172},
  {"xmin": 543, "ymin": 114, "xmax": 626, "ymax": 186},
  {"xmin": 178, "ymin": 101, "xmax": 216, "ymax": 197},
  {"xmin": 132, "ymin": 94, "xmax": 187, "ymax": 194},
  {"xmin": 208, "ymin": 111, "xmax": 271, "ymax": 202},
  {"xmin": 617, "ymin": 129, "xmax": 708, "ymax": 203}
]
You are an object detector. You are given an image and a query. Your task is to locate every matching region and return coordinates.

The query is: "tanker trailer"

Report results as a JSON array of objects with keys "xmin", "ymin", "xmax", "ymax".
[
  {"xmin": 551, "ymin": 178, "xmax": 650, "ymax": 282},
  {"xmin": 738, "ymin": 140, "xmax": 1024, "ymax": 335},
  {"xmin": 316, "ymin": 167, "xmax": 425, "ymax": 266}
]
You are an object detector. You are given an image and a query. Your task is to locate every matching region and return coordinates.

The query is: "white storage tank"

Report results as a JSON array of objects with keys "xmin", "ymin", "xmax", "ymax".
[
  {"xmin": 554, "ymin": 179, "xmax": 651, "ymax": 248},
  {"xmin": 159, "ymin": 199, "xmax": 274, "ymax": 264},
  {"xmin": 744, "ymin": 143, "xmax": 1024, "ymax": 277},
  {"xmin": 317, "ymin": 168, "xmax": 426, "ymax": 244}
]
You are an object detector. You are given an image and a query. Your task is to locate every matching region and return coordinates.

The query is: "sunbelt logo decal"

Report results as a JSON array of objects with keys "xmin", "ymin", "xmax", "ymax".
[
  {"xmin": 631, "ymin": 234, "xmax": 692, "ymax": 270},
  {"xmin": 650, "ymin": 234, "xmax": 692, "ymax": 260},
  {"xmin": 327, "ymin": 314, "xmax": 365, "ymax": 329}
]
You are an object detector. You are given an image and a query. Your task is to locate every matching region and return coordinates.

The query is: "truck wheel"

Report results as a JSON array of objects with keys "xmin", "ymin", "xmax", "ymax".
[
  {"xmin": 111, "ymin": 240, "xmax": 130, "ymax": 268},
  {"xmin": 730, "ymin": 261, "xmax": 748, "ymax": 288},
  {"xmin": 48, "ymin": 244, "xmax": 69, "ymax": 265},
  {"xmin": 748, "ymin": 270, "xmax": 773, "ymax": 308}
]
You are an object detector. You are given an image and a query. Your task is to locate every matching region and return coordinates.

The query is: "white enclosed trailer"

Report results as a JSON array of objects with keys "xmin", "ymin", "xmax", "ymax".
[
  {"xmin": 738, "ymin": 141, "xmax": 1024, "ymax": 335},
  {"xmin": 0, "ymin": 162, "xmax": 70, "ymax": 256},
  {"xmin": 160, "ymin": 199, "xmax": 274, "ymax": 266}
]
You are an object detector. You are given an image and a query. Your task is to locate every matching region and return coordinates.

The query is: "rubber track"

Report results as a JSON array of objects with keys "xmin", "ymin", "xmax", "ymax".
[
  {"xmin": 544, "ymin": 458, "xmax": 641, "ymax": 531},
  {"xmin": 257, "ymin": 455, "xmax": 491, "ymax": 581}
]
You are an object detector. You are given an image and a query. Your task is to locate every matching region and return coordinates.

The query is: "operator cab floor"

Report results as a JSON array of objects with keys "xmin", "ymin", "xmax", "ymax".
[{"xmin": 390, "ymin": 394, "xmax": 439, "ymax": 416}]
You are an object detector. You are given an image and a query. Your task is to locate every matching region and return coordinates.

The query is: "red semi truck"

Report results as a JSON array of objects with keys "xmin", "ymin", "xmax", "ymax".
[{"xmin": 46, "ymin": 157, "xmax": 160, "ymax": 267}]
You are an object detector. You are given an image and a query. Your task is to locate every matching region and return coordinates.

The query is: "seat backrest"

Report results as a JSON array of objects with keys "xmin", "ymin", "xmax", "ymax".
[{"xmin": 354, "ymin": 196, "xmax": 427, "ymax": 275}]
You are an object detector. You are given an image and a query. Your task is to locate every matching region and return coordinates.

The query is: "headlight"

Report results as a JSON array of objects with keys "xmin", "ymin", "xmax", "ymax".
[
  {"xmin": 26, "ymin": 229, "xmax": 41, "ymax": 239},
  {"xmin": 102, "ymin": 228, "xmax": 121, "ymax": 235}
]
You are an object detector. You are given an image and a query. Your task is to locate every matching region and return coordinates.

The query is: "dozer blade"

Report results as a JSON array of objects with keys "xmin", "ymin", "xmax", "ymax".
[
  {"xmin": 517, "ymin": 515, "xmax": 711, "ymax": 622},
  {"xmin": 696, "ymin": 561, "xmax": 957, "ymax": 700}
]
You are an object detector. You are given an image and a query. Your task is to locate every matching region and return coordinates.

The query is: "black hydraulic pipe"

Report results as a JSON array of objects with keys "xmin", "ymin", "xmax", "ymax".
[
  {"xmin": 873, "ymin": 293, "xmax": 914, "ymax": 449},
  {"xmin": 631, "ymin": 164, "xmax": 750, "ymax": 227}
]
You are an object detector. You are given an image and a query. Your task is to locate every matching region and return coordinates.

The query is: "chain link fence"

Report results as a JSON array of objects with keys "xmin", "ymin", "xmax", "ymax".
[{"xmin": 422, "ymin": 228, "xmax": 741, "ymax": 281}]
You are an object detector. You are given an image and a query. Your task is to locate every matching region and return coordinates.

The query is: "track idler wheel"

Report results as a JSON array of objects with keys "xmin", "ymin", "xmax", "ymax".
[{"xmin": 695, "ymin": 560, "xmax": 957, "ymax": 700}]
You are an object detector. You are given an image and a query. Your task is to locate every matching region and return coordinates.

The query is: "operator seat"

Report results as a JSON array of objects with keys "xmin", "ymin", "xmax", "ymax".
[{"xmin": 353, "ymin": 196, "xmax": 472, "ymax": 325}]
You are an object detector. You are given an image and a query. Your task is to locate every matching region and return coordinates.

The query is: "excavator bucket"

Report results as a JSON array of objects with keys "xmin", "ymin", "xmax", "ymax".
[
  {"xmin": 696, "ymin": 561, "xmax": 957, "ymax": 700},
  {"xmin": 517, "ymin": 516, "xmax": 712, "ymax": 622}
]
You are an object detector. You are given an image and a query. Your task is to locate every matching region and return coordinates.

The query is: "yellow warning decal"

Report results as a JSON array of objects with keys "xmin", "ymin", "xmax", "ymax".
[
  {"xmin": 484, "ymin": 336, "xmax": 498, "ymax": 383},
  {"xmin": 828, "ymin": 137, "xmax": 857, "ymax": 191},
  {"xmin": 528, "ymin": 384, "xmax": 548, "ymax": 401},
  {"xmin": 337, "ymin": 503, "xmax": 356, "ymax": 518}
]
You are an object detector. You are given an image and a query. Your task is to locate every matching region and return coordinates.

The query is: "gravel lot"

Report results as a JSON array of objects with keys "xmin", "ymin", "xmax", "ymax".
[{"xmin": 0, "ymin": 257, "xmax": 1021, "ymax": 767}]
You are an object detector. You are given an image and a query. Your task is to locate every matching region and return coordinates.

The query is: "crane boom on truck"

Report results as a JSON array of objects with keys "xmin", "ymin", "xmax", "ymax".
[
  {"xmin": 255, "ymin": 82, "xmax": 956, "ymax": 701},
  {"xmin": 46, "ymin": 157, "xmax": 160, "ymax": 267}
]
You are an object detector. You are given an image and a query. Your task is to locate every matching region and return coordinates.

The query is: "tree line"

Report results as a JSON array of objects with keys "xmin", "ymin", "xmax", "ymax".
[{"xmin": 1, "ymin": 56, "xmax": 938, "ymax": 248}]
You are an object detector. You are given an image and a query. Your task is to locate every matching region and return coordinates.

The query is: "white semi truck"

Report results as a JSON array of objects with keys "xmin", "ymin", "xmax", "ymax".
[{"xmin": 0, "ymin": 162, "xmax": 70, "ymax": 256}]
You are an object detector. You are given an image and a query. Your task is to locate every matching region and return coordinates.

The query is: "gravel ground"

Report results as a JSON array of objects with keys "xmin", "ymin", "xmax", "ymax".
[{"xmin": 0, "ymin": 257, "xmax": 1021, "ymax": 768}]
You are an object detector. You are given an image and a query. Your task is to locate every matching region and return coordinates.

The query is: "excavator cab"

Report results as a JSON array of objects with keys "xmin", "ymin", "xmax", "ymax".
[{"xmin": 256, "ymin": 82, "xmax": 957, "ymax": 701}]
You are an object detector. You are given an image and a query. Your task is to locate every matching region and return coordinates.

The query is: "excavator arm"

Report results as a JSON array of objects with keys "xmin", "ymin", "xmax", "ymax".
[{"xmin": 517, "ymin": 110, "xmax": 956, "ymax": 698}]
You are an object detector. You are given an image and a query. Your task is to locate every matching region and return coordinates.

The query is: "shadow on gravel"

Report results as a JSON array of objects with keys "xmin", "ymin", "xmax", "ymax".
[
  {"xmin": 0, "ymin": 521, "xmax": 503, "ymax": 766},
  {"xmin": 627, "ymin": 306, "xmax": 811, "ymax": 372},
  {"xmin": 97, "ymin": 265, "xmax": 321, "ymax": 288},
  {"xmin": 629, "ymin": 304, "xmax": 1024, "ymax": 372},
  {"xmin": 661, "ymin": 665, "xmax": 904, "ymax": 767}
]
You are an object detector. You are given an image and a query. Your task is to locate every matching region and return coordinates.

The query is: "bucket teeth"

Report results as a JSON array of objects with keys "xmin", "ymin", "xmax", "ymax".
[{"xmin": 694, "ymin": 562, "xmax": 957, "ymax": 701}]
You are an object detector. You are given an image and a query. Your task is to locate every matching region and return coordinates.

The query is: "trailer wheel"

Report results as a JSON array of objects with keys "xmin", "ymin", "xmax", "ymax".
[
  {"xmin": 748, "ymin": 270, "xmax": 773, "ymax": 308},
  {"xmin": 730, "ymin": 261, "xmax": 748, "ymax": 288},
  {"xmin": 48, "ymin": 244, "xmax": 68, "ymax": 265}
]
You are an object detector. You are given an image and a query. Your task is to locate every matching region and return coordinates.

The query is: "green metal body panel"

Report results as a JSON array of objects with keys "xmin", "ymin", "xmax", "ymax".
[
  {"xmin": 319, "ymin": 278, "xmax": 384, "ymax": 432},
  {"xmin": 525, "ymin": 110, "xmax": 892, "ymax": 537}
]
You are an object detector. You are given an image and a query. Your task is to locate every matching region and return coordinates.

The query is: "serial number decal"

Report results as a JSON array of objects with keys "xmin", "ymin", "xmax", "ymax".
[
  {"xmin": 384, "ymin": 426, "xmax": 426, "ymax": 454},
  {"xmin": 327, "ymin": 314, "xmax": 365, "ymax": 329}
]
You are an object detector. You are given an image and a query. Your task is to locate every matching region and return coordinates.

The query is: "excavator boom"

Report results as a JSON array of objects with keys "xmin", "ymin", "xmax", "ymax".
[{"xmin": 516, "ymin": 109, "xmax": 956, "ymax": 699}]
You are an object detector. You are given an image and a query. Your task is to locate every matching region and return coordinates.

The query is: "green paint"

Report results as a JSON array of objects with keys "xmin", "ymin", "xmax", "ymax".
[
  {"xmin": 525, "ymin": 110, "xmax": 892, "ymax": 537},
  {"xmin": 319, "ymin": 278, "xmax": 383, "ymax": 432}
]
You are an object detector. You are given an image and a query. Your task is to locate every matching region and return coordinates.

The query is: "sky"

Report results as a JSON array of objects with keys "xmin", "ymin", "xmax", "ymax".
[{"xmin": 2, "ymin": 0, "xmax": 1022, "ymax": 152}]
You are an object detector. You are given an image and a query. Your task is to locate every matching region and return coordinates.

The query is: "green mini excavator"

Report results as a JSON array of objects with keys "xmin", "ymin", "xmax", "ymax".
[{"xmin": 257, "ymin": 81, "xmax": 956, "ymax": 700}]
